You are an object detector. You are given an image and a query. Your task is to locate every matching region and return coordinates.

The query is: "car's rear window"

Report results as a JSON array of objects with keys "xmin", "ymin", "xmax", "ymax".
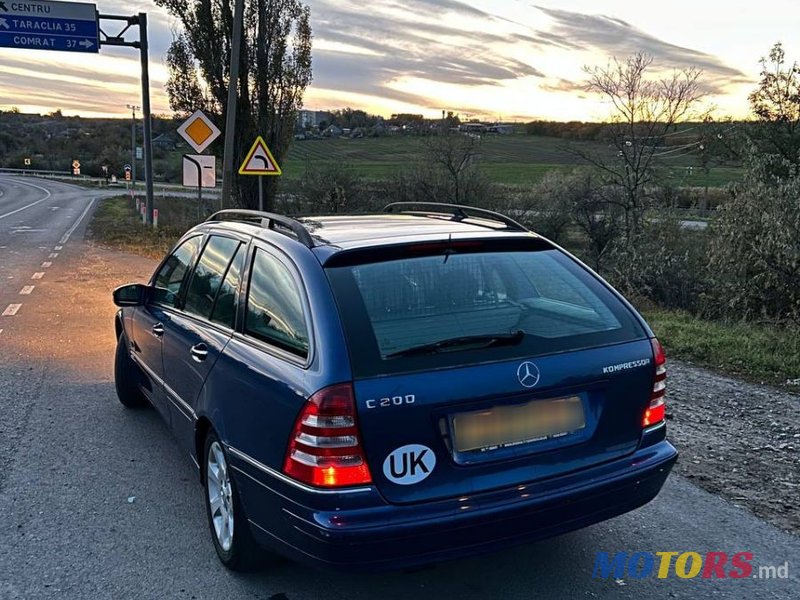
[{"xmin": 326, "ymin": 247, "xmax": 646, "ymax": 377}]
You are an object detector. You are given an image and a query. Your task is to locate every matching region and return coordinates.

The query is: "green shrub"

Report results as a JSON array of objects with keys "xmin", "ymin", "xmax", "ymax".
[{"xmin": 707, "ymin": 153, "xmax": 800, "ymax": 324}]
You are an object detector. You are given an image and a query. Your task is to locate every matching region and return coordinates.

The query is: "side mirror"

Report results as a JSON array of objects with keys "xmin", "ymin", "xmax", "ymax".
[{"xmin": 113, "ymin": 283, "xmax": 150, "ymax": 307}]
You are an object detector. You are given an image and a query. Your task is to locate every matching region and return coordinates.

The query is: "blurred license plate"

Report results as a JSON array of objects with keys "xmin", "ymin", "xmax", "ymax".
[{"xmin": 452, "ymin": 396, "xmax": 585, "ymax": 453}]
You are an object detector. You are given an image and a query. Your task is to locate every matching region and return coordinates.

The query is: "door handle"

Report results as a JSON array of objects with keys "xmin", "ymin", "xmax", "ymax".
[
  {"xmin": 190, "ymin": 343, "xmax": 209, "ymax": 362},
  {"xmin": 152, "ymin": 323, "xmax": 165, "ymax": 337}
]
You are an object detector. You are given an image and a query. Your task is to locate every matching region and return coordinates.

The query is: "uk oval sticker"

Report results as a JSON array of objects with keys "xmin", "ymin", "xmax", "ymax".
[{"xmin": 383, "ymin": 444, "xmax": 436, "ymax": 485}]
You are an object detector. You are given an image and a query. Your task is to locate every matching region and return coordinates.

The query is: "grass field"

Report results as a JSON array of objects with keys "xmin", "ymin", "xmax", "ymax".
[
  {"xmin": 89, "ymin": 196, "xmax": 186, "ymax": 259},
  {"xmin": 642, "ymin": 308, "xmax": 800, "ymax": 388},
  {"xmin": 281, "ymin": 135, "xmax": 743, "ymax": 187}
]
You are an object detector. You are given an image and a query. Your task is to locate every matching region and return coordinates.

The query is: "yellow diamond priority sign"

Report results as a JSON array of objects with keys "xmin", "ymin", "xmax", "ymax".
[{"xmin": 177, "ymin": 110, "xmax": 221, "ymax": 153}]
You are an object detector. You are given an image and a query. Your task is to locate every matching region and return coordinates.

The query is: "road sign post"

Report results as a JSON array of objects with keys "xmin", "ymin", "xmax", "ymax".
[
  {"xmin": 178, "ymin": 112, "xmax": 220, "ymax": 216},
  {"xmin": 182, "ymin": 154, "xmax": 216, "ymax": 218},
  {"xmin": 238, "ymin": 136, "xmax": 282, "ymax": 211},
  {"xmin": 177, "ymin": 111, "xmax": 221, "ymax": 154},
  {"xmin": 0, "ymin": 1, "xmax": 99, "ymax": 53},
  {"xmin": 183, "ymin": 154, "xmax": 203, "ymax": 219}
]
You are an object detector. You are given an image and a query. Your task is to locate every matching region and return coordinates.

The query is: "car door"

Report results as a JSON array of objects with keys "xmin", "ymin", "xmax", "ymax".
[
  {"xmin": 131, "ymin": 235, "xmax": 203, "ymax": 423},
  {"xmin": 160, "ymin": 234, "xmax": 247, "ymax": 454},
  {"xmin": 206, "ymin": 243, "xmax": 315, "ymax": 479}
]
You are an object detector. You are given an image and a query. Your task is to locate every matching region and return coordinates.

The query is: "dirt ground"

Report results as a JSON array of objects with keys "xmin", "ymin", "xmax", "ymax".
[{"xmin": 666, "ymin": 361, "xmax": 799, "ymax": 534}]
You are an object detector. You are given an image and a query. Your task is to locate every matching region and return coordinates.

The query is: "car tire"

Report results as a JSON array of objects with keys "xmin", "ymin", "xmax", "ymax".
[
  {"xmin": 204, "ymin": 431, "xmax": 261, "ymax": 571},
  {"xmin": 114, "ymin": 331, "xmax": 149, "ymax": 409}
]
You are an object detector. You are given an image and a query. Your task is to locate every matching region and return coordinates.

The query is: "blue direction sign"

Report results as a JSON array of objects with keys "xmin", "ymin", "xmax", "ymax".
[{"xmin": 0, "ymin": 1, "xmax": 99, "ymax": 53}]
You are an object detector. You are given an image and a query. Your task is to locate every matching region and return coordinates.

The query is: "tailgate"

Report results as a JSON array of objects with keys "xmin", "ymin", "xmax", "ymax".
[{"xmin": 355, "ymin": 340, "xmax": 655, "ymax": 504}]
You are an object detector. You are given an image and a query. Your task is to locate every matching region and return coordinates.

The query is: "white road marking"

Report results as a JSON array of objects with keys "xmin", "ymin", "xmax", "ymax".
[
  {"xmin": 55, "ymin": 246, "xmax": 63, "ymax": 251},
  {"xmin": 20, "ymin": 286, "xmax": 34, "ymax": 295},
  {"xmin": 49, "ymin": 253, "xmax": 59, "ymax": 258},
  {"xmin": 0, "ymin": 329, "xmax": 3, "ymax": 335},
  {"xmin": 31, "ymin": 272, "xmax": 44, "ymax": 280},
  {"xmin": 0, "ymin": 179, "xmax": 52, "ymax": 221},
  {"xmin": 59, "ymin": 199, "xmax": 96, "ymax": 245},
  {"xmin": 2, "ymin": 304, "xmax": 22, "ymax": 316},
  {"xmin": 42, "ymin": 261, "xmax": 52, "ymax": 268}
]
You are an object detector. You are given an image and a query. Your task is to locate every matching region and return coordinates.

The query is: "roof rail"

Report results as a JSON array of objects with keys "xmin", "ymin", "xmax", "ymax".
[
  {"xmin": 383, "ymin": 202, "xmax": 527, "ymax": 232},
  {"xmin": 205, "ymin": 209, "xmax": 315, "ymax": 248}
]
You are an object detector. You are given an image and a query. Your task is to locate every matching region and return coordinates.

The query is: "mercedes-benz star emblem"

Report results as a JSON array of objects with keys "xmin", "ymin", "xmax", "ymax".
[{"xmin": 517, "ymin": 361, "xmax": 540, "ymax": 388}]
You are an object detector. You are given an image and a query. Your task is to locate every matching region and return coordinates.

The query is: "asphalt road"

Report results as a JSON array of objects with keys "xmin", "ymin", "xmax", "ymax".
[{"xmin": 0, "ymin": 177, "xmax": 797, "ymax": 599}]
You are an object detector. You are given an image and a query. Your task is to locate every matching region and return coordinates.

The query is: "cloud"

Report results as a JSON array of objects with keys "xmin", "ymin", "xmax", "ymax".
[
  {"xmin": 307, "ymin": 0, "xmax": 546, "ymax": 115},
  {"xmin": 538, "ymin": 78, "xmax": 585, "ymax": 94},
  {"xmin": 0, "ymin": 0, "xmax": 752, "ymax": 119},
  {"xmin": 534, "ymin": 5, "xmax": 747, "ymax": 80}
]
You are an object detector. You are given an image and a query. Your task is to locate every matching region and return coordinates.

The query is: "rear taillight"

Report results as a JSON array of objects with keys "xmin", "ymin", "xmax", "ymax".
[
  {"xmin": 643, "ymin": 338, "xmax": 667, "ymax": 428},
  {"xmin": 283, "ymin": 384, "xmax": 372, "ymax": 488}
]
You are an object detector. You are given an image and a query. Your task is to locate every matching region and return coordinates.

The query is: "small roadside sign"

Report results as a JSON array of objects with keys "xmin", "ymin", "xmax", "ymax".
[
  {"xmin": 182, "ymin": 154, "xmax": 216, "ymax": 188},
  {"xmin": 124, "ymin": 164, "xmax": 131, "ymax": 181},
  {"xmin": 24, "ymin": 158, "xmax": 31, "ymax": 166},
  {"xmin": 72, "ymin": 159, "xmax": 80, "ymax": 169},
  {"xmin": 238, "ymin": 136, "xmax": 282, "ymax": 176},
  {"xmin": 177, "ymin": 110, "xmax": 221, "ymax": 154},
  {"xmin": 135, "ymin": 146, "xmax": 143, "ymax": 160}
]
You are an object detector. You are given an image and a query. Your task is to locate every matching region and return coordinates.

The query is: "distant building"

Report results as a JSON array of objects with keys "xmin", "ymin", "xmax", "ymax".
[
  {"xmin": 299, "ymin": 110, "xmax": 331, "ymax": 129},
  {"xmin": 487, "ymin": 124, "xmax": 514, "ymax": 135},
  {"xmin": 153, "ymin": 132, "xmax": 180, "ymax": 150},
  {"xmin": 459, "ymin": 123, "xmax": 486, "ymax": 134},
  {"xmin": 323, "ymin": 124, "xmax": 343, "ymax": 137}
]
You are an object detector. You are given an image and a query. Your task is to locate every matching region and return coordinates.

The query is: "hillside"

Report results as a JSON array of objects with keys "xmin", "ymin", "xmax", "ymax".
[{"xmin": 0, "ymin": 111, "xmax": 742, "ymax": 187}]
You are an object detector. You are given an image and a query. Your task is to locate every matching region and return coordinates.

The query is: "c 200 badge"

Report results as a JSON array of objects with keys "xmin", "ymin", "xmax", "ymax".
[{"xmin": 383, "ymin": 444, "xmax": 436, "ymax": 485}]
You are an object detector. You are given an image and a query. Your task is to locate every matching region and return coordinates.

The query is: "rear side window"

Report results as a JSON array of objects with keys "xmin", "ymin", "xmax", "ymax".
[
  {"xmin": 183, "ymin": 236, "xmax": 241, "ymax": 321},
  {"xmin": 153, "ymin": 236, "xmax": 202, "ymax": 307},
  {"xmin": 326, "ymin": 249, "xmax": 646, "ymax": 377},
  {"xmin": 244, "ymin": 249, "xmax": 309, "ymax": 358}
]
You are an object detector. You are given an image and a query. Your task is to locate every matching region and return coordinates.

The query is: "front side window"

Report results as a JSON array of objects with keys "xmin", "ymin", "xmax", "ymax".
[
  {"xmin": 245, "ymin": 249, "xmax": 309, "ymax": 358},
  {"xmin": 183, "ymin": 236, "xmax": 241, "ymax": 321},
  {"xmin": 153, "ymin": 236, "xmax": 202, "ymax": 307}
]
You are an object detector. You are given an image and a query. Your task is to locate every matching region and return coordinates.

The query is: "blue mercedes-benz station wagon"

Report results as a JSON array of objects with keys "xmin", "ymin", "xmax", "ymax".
[{"xmin": 112, "ymin": 203, "xmax": 677, "ymax": 571}]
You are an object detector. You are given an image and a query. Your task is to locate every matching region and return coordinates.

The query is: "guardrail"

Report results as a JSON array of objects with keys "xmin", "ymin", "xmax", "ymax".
[
  {"xmin": 0, "ymin": 167, "xmax": 78, "ymax": 178},
  {"xmin": 0, "ymin": 169, "xmax": 222, "ymax": 196}
]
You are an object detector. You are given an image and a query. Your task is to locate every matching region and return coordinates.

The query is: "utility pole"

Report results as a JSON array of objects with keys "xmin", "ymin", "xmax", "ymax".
[
  {"xmin": 139, "ymin": 13, "xmax": 155, "ymax": 225},
  {"xmin": 220, "ymin": 0, "xmax": 246, "ymax": 209},
  {"xmin": 126, "ymin": 103, "xmax": 139, "ymax": 190}
]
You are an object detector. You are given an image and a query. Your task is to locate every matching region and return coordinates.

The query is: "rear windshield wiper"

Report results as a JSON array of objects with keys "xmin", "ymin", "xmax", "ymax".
[{"xmin": 386, "ymin": 330, "xmax": 525, "ymax": 359}]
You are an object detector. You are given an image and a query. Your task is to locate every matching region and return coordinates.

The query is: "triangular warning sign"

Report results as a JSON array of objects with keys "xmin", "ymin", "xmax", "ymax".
[{"xmin": 238, "ymin": 136, "xmax": 282, "ymax": 176}]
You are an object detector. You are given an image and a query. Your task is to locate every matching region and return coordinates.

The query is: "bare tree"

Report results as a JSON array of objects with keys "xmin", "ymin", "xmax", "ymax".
[
  {"xmin": 578, "ymin": 53, "xmax": 704, "ymax": 236},
  {"xmin": 421, "ymin": 132, "xmax": 490, "ymax": 205}
]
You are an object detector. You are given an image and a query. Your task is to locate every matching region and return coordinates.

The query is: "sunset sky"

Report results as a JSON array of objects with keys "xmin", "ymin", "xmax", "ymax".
[{"xmin": 0, "ymin": 0, "xmax": 798, "ymax": 121}]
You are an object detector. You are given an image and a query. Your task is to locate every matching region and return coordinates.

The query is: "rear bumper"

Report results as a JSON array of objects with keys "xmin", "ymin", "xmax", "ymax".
[{"xmin": 232, "ymin": 438, "xmax": 677, "ymax": 571}]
